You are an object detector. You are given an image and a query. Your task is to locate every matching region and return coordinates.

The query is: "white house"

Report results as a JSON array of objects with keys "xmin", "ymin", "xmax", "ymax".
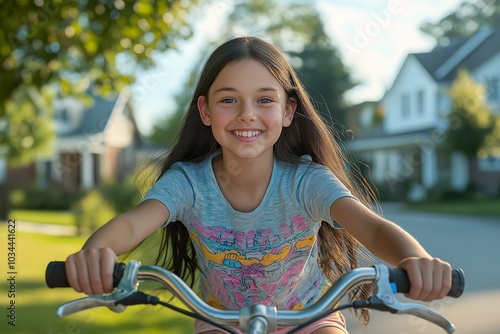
[
  {"xmin": 348, "ymin": 26, "xmax": 500, "ymax": 201},
  {"xmin": 36, "ymin": 87, "xmax": 144, "ymax": 192}
]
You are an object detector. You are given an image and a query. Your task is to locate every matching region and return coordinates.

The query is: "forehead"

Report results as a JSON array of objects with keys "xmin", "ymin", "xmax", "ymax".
[{"xmin": 210, "ymin": 58, "xmax": 285, "ymax": 94}]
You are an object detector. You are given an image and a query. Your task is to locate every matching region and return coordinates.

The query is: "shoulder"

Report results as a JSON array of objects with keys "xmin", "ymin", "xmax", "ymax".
[
  {"xmin": 162, "ymin": 154, "xmax": 214, "ymax": 180},
  {"xmin": 276, "ymin": 155, "xmax": 333, "ymax": 179}
]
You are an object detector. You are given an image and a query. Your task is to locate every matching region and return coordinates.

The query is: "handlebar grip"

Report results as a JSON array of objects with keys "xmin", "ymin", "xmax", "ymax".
[
  {"xmin": 45, "ymin": 261, "xmax": 126, "ymax": 288},
  {"xmin": 388, "ymin": 267, "xmax": 465, "ymax": 298}
]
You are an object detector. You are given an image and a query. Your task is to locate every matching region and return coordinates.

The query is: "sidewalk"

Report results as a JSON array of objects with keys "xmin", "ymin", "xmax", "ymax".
[{"xmin": 16, "ymin": 220, "xmax": 77, "ymax": 236}]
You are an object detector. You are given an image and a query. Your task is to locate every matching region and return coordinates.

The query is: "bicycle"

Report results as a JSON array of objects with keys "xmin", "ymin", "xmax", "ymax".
[{"xmin": 46, "ymin": 260, "xmax": 465, "ymax": 334}]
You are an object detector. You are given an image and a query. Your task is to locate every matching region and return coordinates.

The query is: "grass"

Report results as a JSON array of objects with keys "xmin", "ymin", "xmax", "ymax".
[
  {"xmin": 0, "ymin": 230, "xmax": 194, "ymax": 334},
  {"xmin": 8, "ymin": 209, "xmax": 76, "ymax": 225},
  {"xmin": 405, "ymin": 198, "xmax": 500, "ymax": 217}
]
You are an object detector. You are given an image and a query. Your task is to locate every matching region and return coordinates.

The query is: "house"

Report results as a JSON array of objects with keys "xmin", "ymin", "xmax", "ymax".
[
  {"xmin": 36, "ymin": 87, "xmax": 145, "ymax": 192},
  {"xmin": 347, "ymin": 26, "xmax": 500, "ymax": 201}
]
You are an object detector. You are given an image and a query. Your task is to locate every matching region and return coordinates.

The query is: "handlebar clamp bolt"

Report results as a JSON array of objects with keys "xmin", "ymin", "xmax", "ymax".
[{"xmin": 381, "ymin": 294, "xmax": 394, "ymax": 305}]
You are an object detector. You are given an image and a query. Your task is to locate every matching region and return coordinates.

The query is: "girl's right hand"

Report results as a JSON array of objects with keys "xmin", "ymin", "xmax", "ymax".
[{"xmin": 65, "ymin": 247, "xmax": 118, "ymax": 295}]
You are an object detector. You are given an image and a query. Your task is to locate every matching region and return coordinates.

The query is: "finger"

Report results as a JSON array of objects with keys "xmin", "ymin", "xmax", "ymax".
[
  {"xmin": 438, "ymin": 265, "xmax": 452, "ymax": 299},
  {"xmin": 75, "ymin": 252, "xmax": 94, "ymax": 295},
  {"xmin": 100, "ymin": 249, "xmax": 117, "ymax": 293},
  {"xmin": 65, "ymin": 255, "xmax": 82, "ymax": 293},
  {"xmin": 418, "ymin": 263, "xmax": 435, "ymax": 301},
  {"xmin": 86, "ymin": 249, "xmax": 105, "ymax": 295},
  {"xmin": 403, "ymin": 261, "xmax": 423, "ymax": 300},
  {"xmin": 423, "ymin": 266, "xmax": 443, "ymax": 301}
]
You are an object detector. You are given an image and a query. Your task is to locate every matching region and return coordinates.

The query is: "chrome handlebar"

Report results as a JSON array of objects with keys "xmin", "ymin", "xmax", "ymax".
[{"xmin": 53, "ymin": 261, "xmax": 458, "ymax": 333}]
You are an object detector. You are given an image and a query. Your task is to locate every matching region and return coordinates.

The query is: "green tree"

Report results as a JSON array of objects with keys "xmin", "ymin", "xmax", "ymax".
[
  {"xmin": 446, "ymin": 69, "xmax": 496, "ymax": 156},
  {"xmin": 0, "ymin": 0, "xmax": 203, "ymax": 219},
  {"xmin": 0, "ymin": 0, "xmax": 199, "ymax": 166},
  {"xmin": 420, "ymin": 0, "xmax": 500, "ymax": 45},
  {"xmin": 150, "ymin": 0, "xmax": 356, "ymax": 147},
  {"xmin": 150, "ymin": 70, "xmax": 197, "ymax": 148}
]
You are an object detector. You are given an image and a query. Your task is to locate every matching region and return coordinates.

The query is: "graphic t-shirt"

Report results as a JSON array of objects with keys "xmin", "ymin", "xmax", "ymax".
[{"xmin": 143, "ymin": 152, "xmax": 355, "ymax": 310}]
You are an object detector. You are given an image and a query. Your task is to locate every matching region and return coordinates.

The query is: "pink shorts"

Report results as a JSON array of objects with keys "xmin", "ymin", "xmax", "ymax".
[{"xmin": 194, "ymin": 311, "xmax": 348, "ymax": 334}]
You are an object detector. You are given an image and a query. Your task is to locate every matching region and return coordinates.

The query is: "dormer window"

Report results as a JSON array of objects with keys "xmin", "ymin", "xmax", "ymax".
[
  {"xmin": 487, "ymin": 76, "xmax": 499, "ymax": 103},
  {"xmin": 59, "ymin": 108, "xmax": 69, "ymax": 122},
  {"xmin": 417, "ymin": 90, "xmax": 425, "ymax": 115},
  {"xmin": 401, "ymin": 93, "xmax": 410, "ymax": 118}
]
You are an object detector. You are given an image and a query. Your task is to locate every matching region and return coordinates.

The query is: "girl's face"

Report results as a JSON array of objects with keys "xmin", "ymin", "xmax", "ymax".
[{"xmin": 197, "ymin": 59, "xmax": 296, "ymax": 161}]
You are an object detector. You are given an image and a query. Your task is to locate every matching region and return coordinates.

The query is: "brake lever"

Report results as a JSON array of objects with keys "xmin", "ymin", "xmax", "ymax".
[
  {"xmin": 56, "ymin": 260, "xmax": 142, "ymax": 317},
  {"xmin": 370, "ymin": 264, "xmax": 455, "ymax": 334}
]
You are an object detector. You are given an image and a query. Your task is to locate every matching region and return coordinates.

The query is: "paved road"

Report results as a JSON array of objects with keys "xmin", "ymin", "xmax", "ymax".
[{"xmin": 344, "ymin": 202, "xmax": 500, "ymax": 334}]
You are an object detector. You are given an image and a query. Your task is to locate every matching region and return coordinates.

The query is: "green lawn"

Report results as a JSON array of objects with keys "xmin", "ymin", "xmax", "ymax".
[
  {"xmin": 405, "ymin": 198, "xmax": 500, "ymax": 218},
  {"xmin": 0, "ymin": 230, "xmax": 194, "ymax": 334},
  {"xmin": 8, "ymin": 210, "xmax": 76, "ymax": 225}
]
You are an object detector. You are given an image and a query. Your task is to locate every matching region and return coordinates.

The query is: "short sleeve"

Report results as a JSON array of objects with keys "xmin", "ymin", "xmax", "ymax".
[
  {"xmin": 141, "ymin": 164, "xmax": 195, "ymax": 226},
  {"xmin": 296, "ymin": 160, "xmax": 355, "ymax": 228}
]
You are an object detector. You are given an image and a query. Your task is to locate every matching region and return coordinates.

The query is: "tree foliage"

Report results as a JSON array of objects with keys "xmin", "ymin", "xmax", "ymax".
[
  {"xmin": 420, "ymin": 0, "xmax": 500, "ymax": 45},
  {"xmin": 446, "ymin": 69, "xmax": 496, "ymax": 156},
  {"xmin": 0, "ymin": 0, "xmax": 199, "ymax": 166},
  {"xmin": 149, "ymin": 69, "xmax": 196, "ymax": 148},
  {"xmin": 150, "ymin": 0, "xmax": 356, "ymax": 147}
]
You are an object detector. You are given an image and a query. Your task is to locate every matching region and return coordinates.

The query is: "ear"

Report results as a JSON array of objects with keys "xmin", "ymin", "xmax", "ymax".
[
  {"xmin": 197, "ymin": 96, "xmax": 211, "ymax": 126},
  {"xmin": 282, "ymin": 98, "xmax": 297, "ymax": 127}
]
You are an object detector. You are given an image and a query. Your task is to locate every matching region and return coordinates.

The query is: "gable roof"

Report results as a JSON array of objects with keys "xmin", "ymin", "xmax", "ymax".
[
  {"xmin": 77, "ymin": 94, "xmax": 116, "ymax": 135},
  {"xmin": 59, "ymin": 89, "xmax": 133, "ymax": 138},
  {"xmin": 413, "ymin": 25, "xmax": 500, "ymax": 83}
]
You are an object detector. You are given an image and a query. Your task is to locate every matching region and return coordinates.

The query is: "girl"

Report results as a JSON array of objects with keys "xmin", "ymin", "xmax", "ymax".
[{"xmin": 65, "ymin": 36, "xmax": 452, "ymax": 334}]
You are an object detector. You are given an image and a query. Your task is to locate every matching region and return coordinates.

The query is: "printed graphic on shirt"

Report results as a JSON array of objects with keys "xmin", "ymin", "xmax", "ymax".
[{"xmin": 188, "ymin": 216, "xmax": 323, "ymax": 309}]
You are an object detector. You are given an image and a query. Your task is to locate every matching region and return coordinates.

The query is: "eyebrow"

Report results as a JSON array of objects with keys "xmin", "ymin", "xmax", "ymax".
[{"xmin": 213, "ymin": 87, "xmax": 279, "ymax": 94}]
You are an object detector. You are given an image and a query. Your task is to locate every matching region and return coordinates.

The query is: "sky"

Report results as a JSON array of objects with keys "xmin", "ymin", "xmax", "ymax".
[{"xmin": 131, "ymin": 0, "xmax": 467, "ymax": 135}]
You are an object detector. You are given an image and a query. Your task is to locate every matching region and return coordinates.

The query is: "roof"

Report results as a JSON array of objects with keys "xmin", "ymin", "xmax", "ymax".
[
  {"xmin": 77, "ymin": 94, "xmax": 116, "ymax": 135},
  {"xmin": 59, "ymin": 89, "xmax": 130, "ymax": 138},
  {"xmin": 413, "ymin": 25, "xmax": 500, "ymax": 83}
]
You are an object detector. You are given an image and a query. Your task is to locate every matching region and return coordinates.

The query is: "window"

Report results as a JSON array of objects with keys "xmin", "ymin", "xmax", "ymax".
[
  {"xmin": 56, "ymin": 108, "xmax": 69, "ymax": 122},
  {"xmin": 401, "ymin": 93, "xmax": 410, "ymax": 118},
  {"xmin": 417, "ymin": 90, "xmax": 425, "ymax": 115},
  {"xmin": 487, "ymin": 76, "xmax": 499, "ymax": 103},
  {"xmin": 478, "ymin": 156, "xmax": 500, "ymax": 171},
  {"xmin": 435, "ymin": 90, "xmax": 451, "ymax": 119}
]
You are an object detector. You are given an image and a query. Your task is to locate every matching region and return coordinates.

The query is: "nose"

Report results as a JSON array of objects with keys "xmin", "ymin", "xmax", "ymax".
[{"xmin": 237, "ymin": 101, "xmax": 257, "ymax": 122}]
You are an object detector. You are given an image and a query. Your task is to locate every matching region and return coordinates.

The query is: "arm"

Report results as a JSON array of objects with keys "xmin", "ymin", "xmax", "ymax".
[
  {"xmin": 330, "ymin": 197, "xmax": 452, "ymax": 302},
  {"xmin": 66, "ymin": 199, "xmax": 170, "ymax": 295}
]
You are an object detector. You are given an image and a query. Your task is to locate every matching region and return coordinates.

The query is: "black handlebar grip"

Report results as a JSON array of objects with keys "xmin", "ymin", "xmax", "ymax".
[
  {"xmin": 388, "ymin": 267, "xmax": 465, "ymax": 298},
  {"xmin": 45, "ymin": 261, "xmax": 126, "ymax": 288}
]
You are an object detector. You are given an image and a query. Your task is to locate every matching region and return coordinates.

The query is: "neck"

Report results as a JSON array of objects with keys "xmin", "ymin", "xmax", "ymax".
[{"xmin": 215, "ymin": 150, "xmax": 274, "ymax": 188}]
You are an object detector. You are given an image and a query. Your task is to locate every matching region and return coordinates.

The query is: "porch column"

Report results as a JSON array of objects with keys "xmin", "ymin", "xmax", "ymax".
[
  {"xmin": 373, "ymin": 150, "xmax": 386, "ymax": 183},
  {"xmin": 451, "ymin": 151, "xmax": 469, "ymax": 191},
  {"xmin": 81, "ymin": 151, "xmax": 94, "ymax": 189},
  {"xmin": 421, "ymin": 146, "xmax": 437, "ymax": 188}
]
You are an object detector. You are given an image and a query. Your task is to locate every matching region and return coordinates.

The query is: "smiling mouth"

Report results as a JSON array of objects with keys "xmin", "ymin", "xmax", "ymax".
[{"xmin": 232, "ymin": 130, "xmax": 262, "ymax": 138}]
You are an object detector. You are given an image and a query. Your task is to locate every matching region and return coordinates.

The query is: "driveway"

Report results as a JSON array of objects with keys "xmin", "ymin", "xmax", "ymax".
[{"xmin": 344, "ymin": 202, "xmax": 500, "ymax": 334}]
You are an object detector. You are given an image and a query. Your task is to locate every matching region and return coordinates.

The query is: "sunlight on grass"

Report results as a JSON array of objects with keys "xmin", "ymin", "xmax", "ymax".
[
  {"xmin": 406, "ymin": 199, "xmax": 500, "ymax": 218},
  {"xmin": 9, "ymin": 210, "xmax": 76, "ymax": 225},
  {"xmin": 0, "ymin": 230, "xmax": 194, "ymax": 334}
]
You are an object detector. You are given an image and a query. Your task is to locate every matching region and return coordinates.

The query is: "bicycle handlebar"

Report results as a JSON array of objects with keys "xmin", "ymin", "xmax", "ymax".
[
  {"xmin": 45, "ymin": 261, "xmax": 465, "ymax": 334},
  {"xmin": 45, "ymin": 261, "xmax": 465, "ymax": 298}
]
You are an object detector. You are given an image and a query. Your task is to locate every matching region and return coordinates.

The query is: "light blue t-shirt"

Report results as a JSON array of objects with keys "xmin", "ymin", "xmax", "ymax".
[{"xmin": 143, "ymin": 152, "xmax": 354, "ymax": 310}]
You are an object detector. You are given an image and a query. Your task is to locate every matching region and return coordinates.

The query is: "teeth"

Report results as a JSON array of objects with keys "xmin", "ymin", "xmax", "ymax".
[{"xmin": 233, "ymin": 130, "xmax": 262, "ymax": 137}]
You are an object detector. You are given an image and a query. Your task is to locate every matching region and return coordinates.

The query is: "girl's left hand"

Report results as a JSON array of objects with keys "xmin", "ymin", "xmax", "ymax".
[{"xmin": 398, "ymin": 257, "xmax": 452, "ymax": 302}]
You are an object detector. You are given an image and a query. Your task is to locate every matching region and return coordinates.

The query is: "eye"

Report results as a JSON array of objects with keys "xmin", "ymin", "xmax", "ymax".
[
  {"xmin": 259, "ymin": 98, "xmax": 273, "ymax": 104},
  {"xmin": 221, "ymin": 98, "xmax": 236, "ymax": 104}
]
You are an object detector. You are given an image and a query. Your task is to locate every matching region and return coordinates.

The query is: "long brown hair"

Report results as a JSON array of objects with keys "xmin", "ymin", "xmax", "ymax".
[{"xmin": 152, "ymin": 36, "xmax": 376, "ymax": 322}]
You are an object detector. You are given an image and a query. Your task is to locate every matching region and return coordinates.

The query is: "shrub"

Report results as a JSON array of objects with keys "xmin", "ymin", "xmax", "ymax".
[
  {"xmin": 8, "ymin": 185, "xmax": 83, "ymax": 210},
  {"xmin": 72, "ymin": 189, "xmax": 117, "ymax": 235}
]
